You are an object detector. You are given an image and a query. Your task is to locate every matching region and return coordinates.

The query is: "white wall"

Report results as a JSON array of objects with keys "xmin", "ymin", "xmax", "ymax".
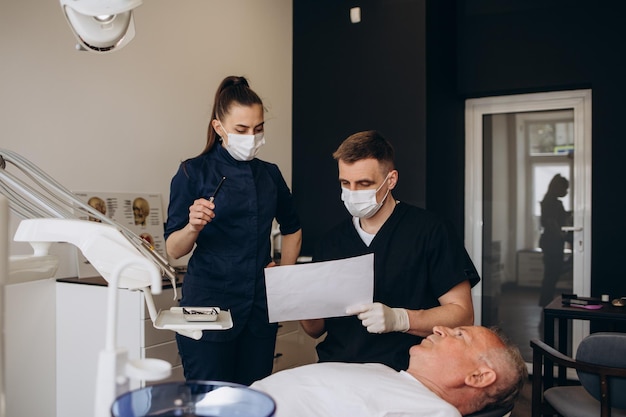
[{"xmin": 0, "ymin": 0, "xmax": 293, "ymax": 276}]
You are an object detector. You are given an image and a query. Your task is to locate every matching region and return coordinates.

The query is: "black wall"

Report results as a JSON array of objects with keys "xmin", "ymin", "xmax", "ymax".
[
  {"xmin": 424, "ymin": 0, "xmax": 466, "ymax": 236},
  {"xmin": 293, "ymin": 0, "xmax": 429, "ymax": 256},
  {"xmin": 456, "ymin": 0, "xmax": 626, "ymax": 297},
  {"xmin": 293, "ymin": 0, "xmax": 626, "ymax": 297}
]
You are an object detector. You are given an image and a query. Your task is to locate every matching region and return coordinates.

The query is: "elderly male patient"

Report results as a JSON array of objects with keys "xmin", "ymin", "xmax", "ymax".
[{"xmin": 251, "ymin": 325, "xmax": 526, "ymax": 417}]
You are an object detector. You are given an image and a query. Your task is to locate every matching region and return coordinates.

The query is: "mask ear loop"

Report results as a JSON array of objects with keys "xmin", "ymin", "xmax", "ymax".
[
  {"xmin": 382, "ymin": 170, "xmax": 400, "ymax": 206},
  {"xmin": 376, "ymin": 172, "xmax": 392, "ymax": 193},
  {"xmin": 215, "ymin": 119, "xmax": 229, "ymax": 144},
  {"xmin": 374, "ymin": 172, "xmax": 392, "ymax": 206}
]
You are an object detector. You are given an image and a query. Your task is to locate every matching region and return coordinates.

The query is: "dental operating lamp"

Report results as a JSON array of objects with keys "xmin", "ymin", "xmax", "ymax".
[{"xmin": 59, "ymin": 0, "xmax": 142, "ymax": 53}]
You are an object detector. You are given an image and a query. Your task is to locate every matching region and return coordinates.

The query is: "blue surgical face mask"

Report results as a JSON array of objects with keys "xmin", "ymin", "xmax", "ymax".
[
  {"xmin": 218, "ymin": 121, "xmax": 265, "ymax": 161},
  {"xmin": 341, "ymin": 173, "xmax": 391, "ymax": 219}
]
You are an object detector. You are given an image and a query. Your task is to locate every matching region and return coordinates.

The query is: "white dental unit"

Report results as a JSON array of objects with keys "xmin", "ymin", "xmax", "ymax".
[{"xmin": 0, "ymin": 150, "xmax": 233, "ymax": 417}]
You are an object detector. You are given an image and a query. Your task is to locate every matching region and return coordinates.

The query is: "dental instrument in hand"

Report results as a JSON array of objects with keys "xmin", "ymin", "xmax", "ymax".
[{"xmin": 208, "ymin": 176, "xmax": 226, "ymax": 202}]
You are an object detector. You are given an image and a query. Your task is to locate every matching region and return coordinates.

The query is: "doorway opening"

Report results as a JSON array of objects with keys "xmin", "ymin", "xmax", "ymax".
[{"xmin": 465, "ymin": 90, "xmax": 591, "ymax": 362}]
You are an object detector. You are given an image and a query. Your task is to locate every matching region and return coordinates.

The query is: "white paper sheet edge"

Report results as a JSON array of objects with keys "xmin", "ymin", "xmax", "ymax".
[{"xmin": 264, "ymin": 253, "xmax": 374, "ymax": 323}]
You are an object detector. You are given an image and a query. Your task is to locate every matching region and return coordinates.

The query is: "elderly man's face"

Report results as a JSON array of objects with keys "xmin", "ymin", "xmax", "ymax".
[{"xmin": 408, "ymin": 326, "xmax": 502, "ymax": 378}]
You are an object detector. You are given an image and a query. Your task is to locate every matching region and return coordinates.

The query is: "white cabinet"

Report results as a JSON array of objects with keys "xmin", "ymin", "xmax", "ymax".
[
  {"xmin": 4, "ymin": 278, "xmax": 57, "ymax": 417},
  {"xmin": 56, "ymin": 280, "xmax": 183, "ymax": 417},
  {"xmin": 516, "ymin": 249, "xmax": 572, "ymax": 288},
  {"xmin": 517, "ymin": 249, "xmax": 545, "ymax": 287}
]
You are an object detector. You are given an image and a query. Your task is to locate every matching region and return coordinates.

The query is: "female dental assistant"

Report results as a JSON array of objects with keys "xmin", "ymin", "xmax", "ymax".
[{"xmin": 164, "ymin": 76, "xmax": 302, "ymax": 385}]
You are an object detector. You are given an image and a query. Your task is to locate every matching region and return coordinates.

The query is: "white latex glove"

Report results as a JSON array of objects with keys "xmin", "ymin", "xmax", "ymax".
[{"xmin": 346, "ymin": 302, "xmax": 410, "ymax": 334}]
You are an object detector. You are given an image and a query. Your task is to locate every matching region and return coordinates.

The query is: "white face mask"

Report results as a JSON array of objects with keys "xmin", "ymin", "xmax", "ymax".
[
  {"xmin": 219, "ymin": 121, "xmax": 265, "ymax": 161},
  {"xmin": 341, "ymin": 173, "xmax": 390, "ymax": 219}
]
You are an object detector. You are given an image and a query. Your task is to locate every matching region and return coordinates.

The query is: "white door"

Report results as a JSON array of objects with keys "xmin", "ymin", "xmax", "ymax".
[{"xmin": 465, "ymin": 90, "xmax": 591, "ymax": 362}]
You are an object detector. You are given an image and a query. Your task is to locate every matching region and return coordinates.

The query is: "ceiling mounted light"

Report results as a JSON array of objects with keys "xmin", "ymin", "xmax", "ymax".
[{"xmin": 60, "ymin": 0, "xmax": 143, "ymax": 53}]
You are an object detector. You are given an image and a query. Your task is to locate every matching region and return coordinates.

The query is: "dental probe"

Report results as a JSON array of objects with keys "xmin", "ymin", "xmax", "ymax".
[{"xmin": 208, "ymin": 176, "xmax": 226, "ymax": 202}]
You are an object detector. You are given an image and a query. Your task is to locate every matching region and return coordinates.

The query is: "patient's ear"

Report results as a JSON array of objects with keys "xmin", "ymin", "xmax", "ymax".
[{"xmin": 465, "ymin": 367, "xmax": 496, "ymax": 388}]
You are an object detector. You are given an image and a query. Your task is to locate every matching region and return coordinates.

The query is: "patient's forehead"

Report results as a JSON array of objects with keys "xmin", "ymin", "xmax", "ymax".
[{"xmin": 468, "ymin": 326, "xmax": 504, "ymax": 349}]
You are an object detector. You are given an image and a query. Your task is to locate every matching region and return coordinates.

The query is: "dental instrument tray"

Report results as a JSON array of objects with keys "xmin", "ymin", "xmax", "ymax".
[
  {"xmin": 154, "ymin": 307, "xmax": 233, "ymax": 331},
  {"xmin": 182, "ymin": 307, "xmax": 220, "ymax": 322}
]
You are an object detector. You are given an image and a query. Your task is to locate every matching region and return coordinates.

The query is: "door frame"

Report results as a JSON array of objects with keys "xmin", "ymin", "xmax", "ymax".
[{"xmin": 465, "ymin": 89, "xmax": 592, "ymax": 347}]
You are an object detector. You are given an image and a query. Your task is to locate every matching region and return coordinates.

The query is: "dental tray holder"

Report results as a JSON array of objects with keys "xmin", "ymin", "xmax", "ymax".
[{"xmin": 141, "ymin": 289, "xmax": 233, "ymax": 340}]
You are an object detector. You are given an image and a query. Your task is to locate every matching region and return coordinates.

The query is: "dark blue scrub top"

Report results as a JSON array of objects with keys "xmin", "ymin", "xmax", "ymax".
[{"xmin": 165, "ymin": 145, "xmax": 301, "ymax": 341}]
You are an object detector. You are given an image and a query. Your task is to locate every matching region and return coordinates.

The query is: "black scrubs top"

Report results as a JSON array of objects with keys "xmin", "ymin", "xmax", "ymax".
[{"xmin": 314, "ymin": 202, "xmax": 479, "ymax": 370}]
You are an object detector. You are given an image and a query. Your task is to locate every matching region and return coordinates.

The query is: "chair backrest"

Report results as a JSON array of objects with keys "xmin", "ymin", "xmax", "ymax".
[{"xmin": 576, "ymin": 332, "xmax": 626, "ymax": 409}]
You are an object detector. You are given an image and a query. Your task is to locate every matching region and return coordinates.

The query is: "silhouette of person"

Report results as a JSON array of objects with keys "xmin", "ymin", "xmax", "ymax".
[
  {"xmin": 538, "ymin": 174, "xmax": 572, "ymax": 307},
  {"xmin": 133, "ymin": 197, "xmax": 150, "ymax": 226}
]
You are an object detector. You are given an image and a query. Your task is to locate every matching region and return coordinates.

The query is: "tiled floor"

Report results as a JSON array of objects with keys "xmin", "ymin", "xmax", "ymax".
[
  {"xmin": 492, "ymin": 285, "xmax": 542, "ymax": 416},
  {"xmin": 511, "ymin": 377, "xmax": 532, "ymax": 416},
  {"xmin": 494, "ymin": 285, "xmax": 545, "ymax": 362}
]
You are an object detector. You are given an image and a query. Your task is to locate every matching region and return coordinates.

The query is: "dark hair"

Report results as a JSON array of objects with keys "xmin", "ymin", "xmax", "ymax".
[
  {"xmin": 200, "ymin": 76, "xmax": 263, "ymax": 155},
  {"xmin": 542, "ymin": 173, "xmax": 569, "ymax": 201},
  {"xmin": 332, "ymin": 130, "xmax": 395, "ymax": 173}
]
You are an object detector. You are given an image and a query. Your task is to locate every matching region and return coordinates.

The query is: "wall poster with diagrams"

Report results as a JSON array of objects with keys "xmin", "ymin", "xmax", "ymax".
[{"xmin": 73, "ymin": 191, "xmax": 165, "ymax": 278}]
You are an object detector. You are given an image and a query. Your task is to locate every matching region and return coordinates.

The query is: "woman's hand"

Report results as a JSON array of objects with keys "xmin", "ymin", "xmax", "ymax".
[
  {"xmin": 187, "ymin": 198, "xmax": 216, "ymax": 232},
  {"xmin": 166, "ymin": 198, "xmax": 217, "ymax": 259}
]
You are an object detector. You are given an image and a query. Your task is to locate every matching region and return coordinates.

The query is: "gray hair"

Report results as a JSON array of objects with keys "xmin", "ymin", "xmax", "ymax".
[{"xmin": 471, "ymin": 327, "xmax": 527, "ymax": 412}]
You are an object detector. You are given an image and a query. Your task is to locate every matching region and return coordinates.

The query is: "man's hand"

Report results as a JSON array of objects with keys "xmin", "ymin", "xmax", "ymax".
[{"xmin": 346, "ymin": 302, "xmax": 409, "ymax": 334}]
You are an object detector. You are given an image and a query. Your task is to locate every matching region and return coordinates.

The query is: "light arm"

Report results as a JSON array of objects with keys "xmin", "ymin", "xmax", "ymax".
[{"xmin": 404, "ymin": 281, "xmax": 474, "ymax": 337}]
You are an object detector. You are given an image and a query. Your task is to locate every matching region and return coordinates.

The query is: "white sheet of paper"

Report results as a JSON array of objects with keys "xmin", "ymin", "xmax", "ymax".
[{"xmin": 264, "ymin": 253, "xmax": 374, "ymax": 323}]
